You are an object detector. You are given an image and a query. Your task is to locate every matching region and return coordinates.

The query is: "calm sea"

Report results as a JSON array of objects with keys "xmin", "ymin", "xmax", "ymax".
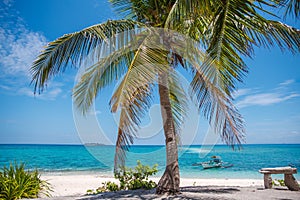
[{"xmin": 0, "ymin": 144, "xmax": 299, "ymax": 179}]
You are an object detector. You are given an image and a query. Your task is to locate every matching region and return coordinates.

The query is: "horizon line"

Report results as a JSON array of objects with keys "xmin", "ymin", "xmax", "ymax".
[{"xmin": 0, "ymin": 143, "xmax": 299, "ymax": 146}]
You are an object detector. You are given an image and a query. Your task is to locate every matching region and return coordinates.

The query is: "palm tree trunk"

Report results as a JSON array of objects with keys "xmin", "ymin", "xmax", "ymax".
[{"xmin": 156, "ymin": 72, "xmax": 180, "ymax": 194}]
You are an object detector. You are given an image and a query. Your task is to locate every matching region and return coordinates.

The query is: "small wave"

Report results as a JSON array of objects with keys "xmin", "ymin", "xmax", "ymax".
[{"xmin": 180, "ymin": 147, "xmax": 213, "ymax": 154}]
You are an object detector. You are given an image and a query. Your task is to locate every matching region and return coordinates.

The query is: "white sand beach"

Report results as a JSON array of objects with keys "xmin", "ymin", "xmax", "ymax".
[
  {"xmin": 39, "ymin": 173, "xmax": 300, "ymax": 200},
  {"xmin": 43, "ymin": 174, "xmax": 263, "ymax": 197}
]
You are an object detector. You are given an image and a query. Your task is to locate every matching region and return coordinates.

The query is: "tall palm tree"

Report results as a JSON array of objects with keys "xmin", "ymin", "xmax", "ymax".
[{"xmin": 31, "ymin": 0, "xmax": 300, "ymax": 194}]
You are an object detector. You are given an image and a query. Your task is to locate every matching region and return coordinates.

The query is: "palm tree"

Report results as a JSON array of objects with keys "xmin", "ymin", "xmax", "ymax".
[{"xmin": 31, "ymin": 0, "xmax": 300, "ymax": 194}]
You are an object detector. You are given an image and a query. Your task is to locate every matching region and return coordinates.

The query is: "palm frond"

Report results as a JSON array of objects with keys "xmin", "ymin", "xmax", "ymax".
[
  {"xmin": 284, "ymin": 0, "xmax": 300, "ymax": 18},
  {"xmin": 204, "ymin": 0, "xmax": 299, "ymax": 96},
  {"xmin": 31, "ymin": 19, "xmax": 144, "ymax": 94},
  {"xmin": 164, "ymin": 0, "xmax": 213, "ymax": 46},
  {"xmin": 190, "ymin": 70, "xmax": 245, "ymax": 147},
  {"xmin": 188, "ymin": 52, "xmax": 245, "ymax": 147},
  {"xmin": 114, "ymin": 83, "xmax": 153, "ymax": 170},
  {"xmin": 109, "ymin": 31, "xmax": 169, "ymax": 112},
  {"xmin": 165, "ymin": 0, "xmax": 213, "ymax": 28},
  {"xmin": 73, "ymin": 29, "xmax": 147, "ymax": 114},
  {"xmin": 205, "ymin": 0, "xmax": 252, "ymax": 95},
  {"xmin": 262, "ymin": 20, "xmax": 300, "ymax": 52},
  {"xmin": 109, "ymin": 0, "xmax": 143, "ymax": 19},
  {"xmin": 110, "ymin": 0, "xmax": 181, "ymax": 27},
  {"xmin": 109, "ymin": 0, "xmax": 154, "ymax": 23},
  {"xmin": 241, "ymin": 13, "xmax": 300, "ymax": 53},
  {"xmin": 166, "ymin": 27, "xmax": 244, "ymax": 147},
  {"xmin": 110, "ymin": 31, "xmax": 170, "ymax": 170},
  {"xmin": 167, "ymin": 69, "xmax": 188, "ymax": 137},
  {"xmin": 273, "ymin": 0, "xmax": 300, "ymax": 19},
  {"xmin": 73, "ymin": 49, "xmax": 132, "ymax": 114}
]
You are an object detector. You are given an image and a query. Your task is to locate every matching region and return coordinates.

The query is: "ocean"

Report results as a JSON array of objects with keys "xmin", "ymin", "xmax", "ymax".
[{"xmin": 1, "ymin": 144, "xmax": 299, "ymax": 179}]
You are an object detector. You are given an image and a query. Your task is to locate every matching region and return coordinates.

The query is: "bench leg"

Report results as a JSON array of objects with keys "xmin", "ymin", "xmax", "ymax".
[
  {"xmin": 284, "ymin": 174, "xmax": 300, "ymax": 191},
  {"xmin": 264, "ymin": 174, "xmax": 272, "ymax": 189}
]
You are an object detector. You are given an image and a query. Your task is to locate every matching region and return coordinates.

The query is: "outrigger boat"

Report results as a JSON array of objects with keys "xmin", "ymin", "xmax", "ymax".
[{"xmin": 193, "ymin": 156, "xmax": 233, "ymax": 169}]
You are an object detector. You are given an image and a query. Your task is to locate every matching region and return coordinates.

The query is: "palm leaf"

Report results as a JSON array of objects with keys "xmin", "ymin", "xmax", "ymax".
[
  {"xmin": 114, "ymin": 83, "xmax": 153, "ymax": 170},
  {"xmin": 201, "ymin": 0, "xmax": 299, "ymax": 96},
  {"xmin": 189, "ymin": 57, "xmax": 245, "ymax": 147},
  {"xmin": 262, "ymin": 20, "xmax": 300, "ymax": 52},
  {"xmin": 167, "ymin": 69, "xmax": 188, "ymax": 137},
  {"xmin": 273, "ymin": 0, "xmax": 300, "ymax": 19},
  {"xmin": 284, "ymin": 0, "xmax": 300, "ymax": 18},
  {"xmin": 164, "ymin": 0, "xmax": 213, "ymax": 47},
  {"xmin": 168, "ymin": 31, "xmax": 244, "ymax": 147},
  {"xmin": 73, "ymin": 29, "xmax": 147, "ymax": 113},
  {"xmin": 112, "ymin": 32, "xmax": 171, "ymax": 170},
  {"xmin": 185, "ymin": 0, "xmax": 298, "ymax": 146},
  {"xmin": 109, "ymin": 0, "xmax": 147, "ymax": 20},
  {"xmin": 190, "ymin": 70, "xmax": 245, "ymax": 147},
  {"xmin": 241, "ymin": 15, "xmax": 300, "ymax": 53},
  {"xmin": 31, "ymin": 19, "xmax": 144, "ymax": 94}
]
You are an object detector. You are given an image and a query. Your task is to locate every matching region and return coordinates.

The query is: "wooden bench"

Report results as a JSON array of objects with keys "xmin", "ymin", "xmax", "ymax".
[{"xmin": 259, "ymin": 166, "xmax": 299, "ymax": 191}]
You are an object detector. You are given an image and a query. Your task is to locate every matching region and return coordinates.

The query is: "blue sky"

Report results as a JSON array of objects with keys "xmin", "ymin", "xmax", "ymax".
[{"xmin": 0, "ymin": 0, "xmax": 299, "ymax": 145}]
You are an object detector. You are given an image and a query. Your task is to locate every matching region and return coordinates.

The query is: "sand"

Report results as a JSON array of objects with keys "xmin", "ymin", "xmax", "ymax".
[{"xmin": 35, "ymin": 173, "xmax": 300, "ymax": 200}]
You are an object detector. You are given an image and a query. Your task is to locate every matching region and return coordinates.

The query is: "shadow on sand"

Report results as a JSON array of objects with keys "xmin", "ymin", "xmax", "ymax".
[{"xmin": 80, "ymin": 186, "xmax": 240, "ymax": 200}]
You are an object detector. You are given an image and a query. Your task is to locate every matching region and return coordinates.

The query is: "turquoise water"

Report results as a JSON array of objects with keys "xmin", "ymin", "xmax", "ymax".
[{"xmin": 0, "ymin": 144, "xmax": 299, "ymax": 179}]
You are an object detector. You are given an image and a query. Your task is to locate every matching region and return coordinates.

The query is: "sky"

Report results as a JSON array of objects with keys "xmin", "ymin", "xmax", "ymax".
[{"xmin": 0, "ymin": 0, "xmax": 299, "ymax": 145}]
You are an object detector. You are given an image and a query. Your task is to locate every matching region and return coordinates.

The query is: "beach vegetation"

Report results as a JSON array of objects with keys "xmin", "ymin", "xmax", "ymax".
[
  {"xmin": 115, "ymin": 160, "xmax": 158, "ymax": 190},
  {"xmin": 89, "ymin": 181, "xmax": 120, "ymax": 194},
  {"xmin": 272, "ymin": 179, "xmax": 286, "ymax": 186},
  {"xmin": 86, "ymin": 161, "xmax": 157, "ymax": 194},
  {"xmin": 0, "ymin": 162, "xmax": 51, "ymax": 200},
  {"xmin": 31, "ymin": 0, "xmax": 300, "ymax": 195}
]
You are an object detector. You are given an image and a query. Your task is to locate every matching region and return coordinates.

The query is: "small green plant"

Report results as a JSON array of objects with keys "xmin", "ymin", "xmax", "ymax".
[
  {"xmin": 0, "ymin": 162, "xmax": 51, "ymax": 200},
  {"xmin": 86, "ymin": 181, "xmax": 122, "ymax": 194},
  {"xmin": 95, "ymin": 181, "xmax": 120, "ymax": 193},
  {"xmin": 272, "ymin": 179, "xmax": 285, "ymax": 186},
  {"xmin": 105, "ymin": 181, "xmax": 120, "ymax": 191},
  {"xmin": 87, "ymin": 161, "xmax": 158, "ymax": 195},
  {"xmin": 115, "ymin": 160, "xmax": 158, "ymax": 190},
  {"xmin": 86, "ymin": 189, "xmax": 94, "ymax": 195}
]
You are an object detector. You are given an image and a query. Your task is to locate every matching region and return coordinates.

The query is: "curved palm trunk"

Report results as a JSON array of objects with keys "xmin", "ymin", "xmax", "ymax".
[{"xmin": 156, "ymin": 72, "xmax": 180, "ymax": 194}]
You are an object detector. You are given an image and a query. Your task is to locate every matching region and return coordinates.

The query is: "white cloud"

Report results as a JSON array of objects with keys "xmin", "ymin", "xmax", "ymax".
[
  {"xmin": 17, "ymin": 87, "xmax": 62, "ymax": 100},
  {"xmin": 0, "ymin": 1, "xmax": 66, "ymax": 101},
  {"xmin": 0, "ymin": 84, "xmax": 11, "ymax": 90},
  {"xmin": 236, "ymin": 92, "xmax": 299, "ymax": 108},
  {"xmin": 235, "ymin": 79, "xmax": 299, "ymax": 108},
  {"xmin": 46, "ymin": 88, "xmax": 63, "ymax": 99},
  {"xmin": 279, "ymin": 79, "xmax": 295, "ymax": 86},
  {"xmin": 0, "ymin": 28, "xmax": 47, "ymax": 77},
  {"xmin": 232, "ymin": 88, "xmax": 252, "ymax": 98},
  {"xmin": 17, "ymin": 87, "xmax": 35, "ymax": 97}
]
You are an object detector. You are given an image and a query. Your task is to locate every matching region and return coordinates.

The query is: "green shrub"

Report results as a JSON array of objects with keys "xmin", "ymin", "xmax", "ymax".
[
  {"xmin": 105, "ymin": 181, "xmax": 119, "ymax": 191},
  {"xmin": 0, "ymin": 163, "xmax": 51, "ymax": 200},
  {"xmin": 87, "ymin": 160, "xmax": 158, "ymax": 195},
  {"xmin": 87, "ymin": 181, "xmax": 120, "ymax": 195},
  {"xmin": 272, "ymin": 179, "xmax": 285, "ymax": 186},
  {"xmin": 115, "ymin": 160, "xmax": 158, "ymax": 190}
]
